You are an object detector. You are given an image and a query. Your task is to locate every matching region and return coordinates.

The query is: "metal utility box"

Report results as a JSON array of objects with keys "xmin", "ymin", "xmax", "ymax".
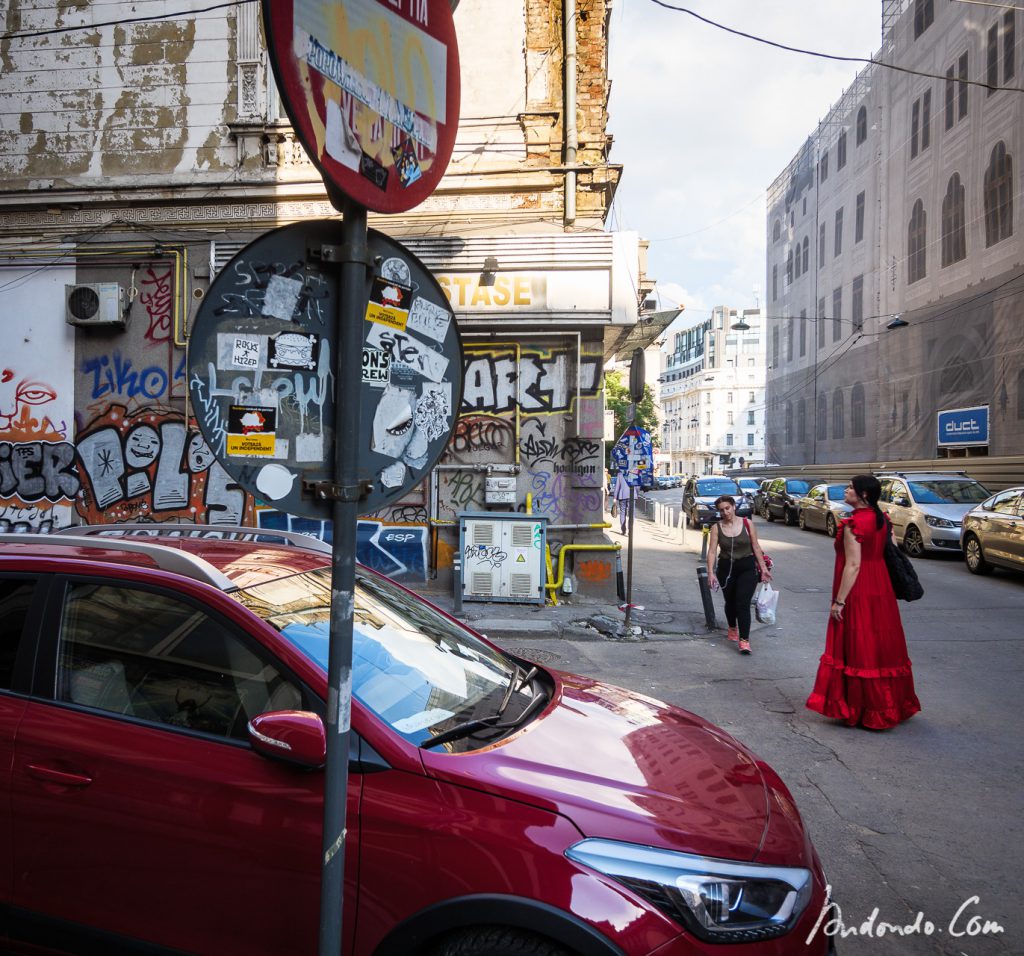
[
  {"xmin": 484, "ymin": 475, "xmax": 516, "ymax": 505},
  {"xmin": 459, "ymin": 512, "xmax": 548, "ymax": 605}
]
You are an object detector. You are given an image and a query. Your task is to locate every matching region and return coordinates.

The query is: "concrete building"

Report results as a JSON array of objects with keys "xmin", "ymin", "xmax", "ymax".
[
  {"xmin": 659, "ymin": 306, "xmax": 767, "ymax": 475},
  {"xmin": 0, "ymin": 0, "xmax": 648, "ymax": 597},
  {"xmin": 766, "ymin": 0, "xmax": 1024, "ymax": 467}
]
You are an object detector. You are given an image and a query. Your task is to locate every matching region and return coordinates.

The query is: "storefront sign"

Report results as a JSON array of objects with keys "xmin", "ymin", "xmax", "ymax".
[{"xmin": 937, "ymin": 405, "xmax": 989, "ymax": 446}]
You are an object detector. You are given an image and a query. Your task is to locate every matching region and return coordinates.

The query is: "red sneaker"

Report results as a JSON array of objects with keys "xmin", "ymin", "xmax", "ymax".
[
  {"xmin": 727, "ymin": 626, "xmax": 739, "ymax": 642},
  {"xmin": 738, "ymin": 639, "xmax": 751, "ymax": 654}
]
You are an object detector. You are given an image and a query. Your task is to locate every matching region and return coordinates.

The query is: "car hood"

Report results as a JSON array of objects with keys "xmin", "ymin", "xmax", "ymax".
[
  {"xmin": 421, "ymin": 674, "xmax": 791, "ymax": 863},
  {"xmin": 915, "ymin": 502, "xmax": 975, "ymax": 521}
]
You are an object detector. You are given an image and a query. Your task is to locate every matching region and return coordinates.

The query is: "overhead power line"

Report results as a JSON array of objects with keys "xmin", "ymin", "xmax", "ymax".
[{"xmin": 646, "ymin": 0, "xmax": 1024, "ymax": 94}]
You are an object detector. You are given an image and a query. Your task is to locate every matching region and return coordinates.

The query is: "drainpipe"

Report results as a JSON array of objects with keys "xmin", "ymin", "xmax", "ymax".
[{"xmin": 564, "ymin": 0, "xmax": 577, "ymax": 228}]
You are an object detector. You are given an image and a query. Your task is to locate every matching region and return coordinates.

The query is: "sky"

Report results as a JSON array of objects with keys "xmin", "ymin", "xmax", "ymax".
[{"xmin": 606, "ymin": 0, "xmax": 884, "ymax": 340}]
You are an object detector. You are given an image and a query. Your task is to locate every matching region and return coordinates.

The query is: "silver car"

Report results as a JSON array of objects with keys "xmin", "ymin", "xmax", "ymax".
[
  {"xmin": 960, "ymin": 486, "xmax": 1024, "ymax": 575},
  {"xmin": 797, "ymin": 483, "xmax": 853, "ymax": 537},
  {"xmin": 878, "ymin": 472, "xmax": 991, "ymax": 557}
]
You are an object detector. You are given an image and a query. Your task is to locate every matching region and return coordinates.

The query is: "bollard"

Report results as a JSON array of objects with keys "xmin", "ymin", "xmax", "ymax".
[
  {"xmin": 697, "ymin": 525, "xmax": 717, "ymax": 629},
  {"xmin": 452, "ymin": 556, "xmax": 463, "ymax": 614}
]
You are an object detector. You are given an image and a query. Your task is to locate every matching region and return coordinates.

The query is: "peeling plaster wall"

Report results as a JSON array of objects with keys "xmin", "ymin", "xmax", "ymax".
[{"xmin": 0, "ymin": 0, "xmax": 236, "ymax": 188}]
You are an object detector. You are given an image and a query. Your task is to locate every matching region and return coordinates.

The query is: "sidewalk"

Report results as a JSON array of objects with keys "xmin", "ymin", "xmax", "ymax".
[{"xmin": 420, "ymin": 513, "xmax": 713, "ymax": 643}]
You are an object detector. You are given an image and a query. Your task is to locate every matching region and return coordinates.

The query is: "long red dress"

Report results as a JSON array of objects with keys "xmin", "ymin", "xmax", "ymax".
[{"xmin": 806, "ymin": 507, "xmax": 921, "ymax": 729}]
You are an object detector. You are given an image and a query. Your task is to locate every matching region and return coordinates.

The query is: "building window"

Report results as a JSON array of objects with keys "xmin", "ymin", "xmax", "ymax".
[
  {"xmin": 786, "ymin": 320, "xmax": 794, "ymax": 362},
  {"xmin": 908, "ymin": 199, "xmax": 927, "ymax": 283},
  {"xmin": 817, "ymin": 392, "xmax": 828, "ymax": 441},
  {"xmin": 748, "ymin": 410, "xmax": 755, "ymax": 424},
  {"xmin": 911, "ymin": 98, "xmax": 920, "ymax": 158},
  {"xmin": 914, "ymin": 0, "xmax": 933, "ymax": 38},
  {"xmin": 772, "ymin": 264, "xmax": 778, "ymax": 301},
  {"xmin": 945, "ymin": 66, "xmax": 955, "ymax": 130},
  {"xmin": 705, "ymin": 435, "xmax": 710, "ymax": 447},
  {"xmin": 802, "ymin": 236, "xmax": 809, "ymax": 273},
  {"xmin": 819, "ymin": 221, "xmax": 826, "ymax": 265},
  {"xmin": 852, "ymin": 275, "xmax": 864, "ymax": 332},
  {"xmin": 794, "ymin": 242, "xmax": 802, "ymax": 278},
  {"xmin": 799, "ymin": 310, "xmax": 807, "ymax": 357},
  {"xmin": 786, "ymin": 249, "xmax": 793, "ymax": 284},
  {"xmin": 727, "ymin": 411, "xmax": 734, "ymax": 425},
  {"xmin": 959, "ymin": 52, "xmax": 969, "ymax": 119},
  {"xmin": 833, "ymin": 388, "xmax": 845, "ymax": 439},
  {"xmin": 1004, "ymin": 10, "xmax": 1015, "ymax": 82},
  {"xmin": 922, "ymin": 90, "xmax": 931, "ymax": 151},
  {"xmin": 706, "ymin": 411, "xmax": 711, "ymax": 425},
  {"xmin": 785, "ymin": 403, "xmax": 793, "ymax": 444},
  {"xmin": 797, "ymin": 399, "xmax": 806, "ymax": 444},
  {"xmin": 941, "ymin": 173, "xmax": 967, "ymax": 266},
  {"xmin": 773, "ymin": 219, "xmax": 781, "ymax": 242},
  {"xmin": 984, "ymin": 141, "xmax": 1014, "ymax": 247},
  {"xmin": 855, "ymin": 191, "xmax": 865, "ymax": 242},
  {"xmin": 837, "ymin": 131, "xmax": 847, "ymax": 169},
  {"xmin": 817, "ymin": 297, "xmax": 826, "ymax": 349},
  {"xmin": 726, "ymin": 433, "xmax": 734, "ymax": 447},
  {"xmin": 851, "ymin": 384, "xmax": 866, "ymax": 437},
  {"xmin": 749, "ymin": 392, "xmax": 755, "ymax": 403},
  {"xmin": 988, "ymin": 22, "xmax": 999, "ymax": 92},
  {"xmin": 772, "ymin": 326, "xmax": 779, "ymax": 367},
  {"xmin": 747, "ymin": 433, "xmax": 754, "ymax": 446},
  {"xmin": 856, "ymin": 106, "xmax": 867, "ymax": 145},
  {"xmin": 727, "ymin": 392, "xmax": 733, "ymax": 403},
  {"xmin": 820, "ymin": 152, "xmax": 829, "ymax": 183},
  {"xmin": 832, "ymin": 287, "xmax": 842, "ymax": 341},
  {"xmin": 834, "ymin": 207, "xmax": 844, "ymax": 257}
]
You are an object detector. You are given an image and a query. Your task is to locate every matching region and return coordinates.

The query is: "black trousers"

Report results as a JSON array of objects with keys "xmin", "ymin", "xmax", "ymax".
[{"xmin": 716, "ymin": 554, "xmax": 759, "ymax": 641}]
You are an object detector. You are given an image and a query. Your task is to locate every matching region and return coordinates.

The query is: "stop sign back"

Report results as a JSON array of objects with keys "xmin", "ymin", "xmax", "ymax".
[{"xmin": 263, "ymin": 0, "xmax": 460, "ymax": 213}]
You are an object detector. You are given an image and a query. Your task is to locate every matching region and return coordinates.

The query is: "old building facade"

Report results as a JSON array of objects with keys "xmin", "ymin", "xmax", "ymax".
[
  {"xmin": 0, "ymin": 0, "xmax": 643, "ymax": 597},
  {"xmin": 766, "ymin": 0, "xmax": 1023, "ymax": 466}
]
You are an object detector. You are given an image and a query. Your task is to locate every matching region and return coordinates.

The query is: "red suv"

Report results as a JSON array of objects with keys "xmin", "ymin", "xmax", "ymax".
[{"xmin": 0, "ymin": 526, "xmax": 832, "ymax": 956}]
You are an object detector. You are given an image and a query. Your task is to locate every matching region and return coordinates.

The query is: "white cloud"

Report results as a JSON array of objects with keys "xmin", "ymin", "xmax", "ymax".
[{"xmin": 609, "ymin": 0, "xmax": 880, "ymax": 314}]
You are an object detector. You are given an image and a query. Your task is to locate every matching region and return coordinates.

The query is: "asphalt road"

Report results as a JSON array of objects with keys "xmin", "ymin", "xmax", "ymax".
[{"xmin": 538, "ymin": 489, "xmax": 1024, "ymax": 956}]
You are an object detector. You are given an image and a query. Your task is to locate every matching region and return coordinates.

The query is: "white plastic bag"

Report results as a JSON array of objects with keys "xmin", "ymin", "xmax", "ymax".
[{"xmin": 755, "ymin": 583, "xmax": 778, "ymax": 625}]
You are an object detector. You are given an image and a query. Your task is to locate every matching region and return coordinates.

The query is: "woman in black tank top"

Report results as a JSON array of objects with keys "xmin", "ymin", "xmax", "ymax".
[{"xmin": 707, "ymin": 495, "xmax": 772, "ymax": 654}]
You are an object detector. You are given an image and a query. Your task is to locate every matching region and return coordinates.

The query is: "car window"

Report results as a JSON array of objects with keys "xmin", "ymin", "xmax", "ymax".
[
  {"xmin": 879, "ymin": 479, "xmax": 893, "ymax": 501},
  {"xmin": 233, "ymin": 568, "xmax": 534, "ymax": 750},
  {"xmin": 989, "ymin": 491, "xmax": 1023, "ymax": 515},
  {"xmin": 785, "ymin": 480, "xmax": 815, "ymax": 494},
  {"xmin": 907, "ymin": 479, "xmax": 990, "ymax": 504},
  {"xmin": 1, "ymin": 577, "xmax": 36, "ymax": 691},
  {"xmin": 696, "ymin": 479, "xmax": 739, "ymax": 496},
  {"xmin": 827, "ymin": 486, "xmax": 845, "ymax": 501},
  {"xmin": 890, "ymin": 481, "xmax": 908, "ymax": 502},
  {"xmin": 56, "ymin": 582, "xmax": 303, "ymax": 740},
  {"xmin": 770, "ymin": 479, "xmax": 783, "ymax": 492},
  {"xmin": 809, "ymin": 487, "xmax": 824, "ymax": 502}
]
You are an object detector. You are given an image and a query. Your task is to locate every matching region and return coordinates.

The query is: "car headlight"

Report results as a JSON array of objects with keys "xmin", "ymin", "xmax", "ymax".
[
  {"xmin": 566, "ymin": 839, "xmax": 813, "ymax": 944},
  {"xmin": 696, "ymin": 503, "xmax": 713, "ymax": 511},
  {"xmin": 925, "ymin": 516, "xmax": 958, "ymax": 528}
]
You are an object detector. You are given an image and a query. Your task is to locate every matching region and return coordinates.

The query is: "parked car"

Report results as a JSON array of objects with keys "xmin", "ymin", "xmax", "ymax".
[
  {"xmin": 878, "ymin": 471, "xmax": 990, "ymax": 557},
  {"xmin": 681, "ymin": 476, "xmax": 753, "ymax": 527},
  {"xmin": 735, "ymin": 476, "xmax": 761, "ymax": 498},
  {"xmin": 764, "ymin": 477, "xmax": 824, "ymax": 526},
  {"xmin": 0, "ymin": 525, "xmax": 831, "ymax": 956},
  {"xmin": 960, "ymin": 486, "xmax": 1024, "ymax": 575},
  {"xmin": 797, "ymin": 483, "xmax": 853, "ymax": 537},
  {"xmin": 752, "ymin": 478, "xmax": 774, "ymax": 518}
]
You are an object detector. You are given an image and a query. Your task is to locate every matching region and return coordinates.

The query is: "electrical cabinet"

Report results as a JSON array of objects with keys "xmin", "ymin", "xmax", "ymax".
[{"xmin": 459, "ymin": 512, "xmax": 547, "ymax": 605}]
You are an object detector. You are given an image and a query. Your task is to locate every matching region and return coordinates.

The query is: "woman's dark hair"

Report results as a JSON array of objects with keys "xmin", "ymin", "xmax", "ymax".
[
  {"xmin": 714, "ymin": 494, "xmax": 736, "ymax": 508},
  {"xmin": 851, "ymin": 474, "xmax": 885, "ymax": 529}
]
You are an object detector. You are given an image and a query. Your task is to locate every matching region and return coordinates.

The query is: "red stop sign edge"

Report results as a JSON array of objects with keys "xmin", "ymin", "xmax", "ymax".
[{"xmin": 262, "ymin": 0, "xmax": 460, "ymax": 214}]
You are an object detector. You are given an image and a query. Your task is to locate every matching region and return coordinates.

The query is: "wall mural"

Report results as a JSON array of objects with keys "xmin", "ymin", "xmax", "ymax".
[{"xmin": 74, "ymin": 405, "xmax": 253, "ymax": 526}]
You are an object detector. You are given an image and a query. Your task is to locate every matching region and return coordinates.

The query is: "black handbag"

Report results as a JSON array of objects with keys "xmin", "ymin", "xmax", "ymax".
[{"xmin": 884, "ymin": 519, "xmax": 924, "ymax": 602}]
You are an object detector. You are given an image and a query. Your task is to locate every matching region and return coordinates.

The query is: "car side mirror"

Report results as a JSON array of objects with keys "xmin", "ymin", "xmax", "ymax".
[{"xmin": 248, "ymin": 710, "xmax": 326, "ymax": 769}]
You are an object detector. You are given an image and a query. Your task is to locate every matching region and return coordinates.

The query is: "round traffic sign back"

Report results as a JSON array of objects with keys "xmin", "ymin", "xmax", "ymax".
[
  {"xmin": 187, "ymin": 220, "xmax": 463, "ymax": 518},
  {"xmin": 264, "ymin": 0, "xmax": 460, "ymax": 214}
]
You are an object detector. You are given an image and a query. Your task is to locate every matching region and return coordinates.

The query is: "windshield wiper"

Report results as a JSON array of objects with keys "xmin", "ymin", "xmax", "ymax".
[{"xmin": 420, "ymin": 666, "xmax": 545, "ymax": 751}]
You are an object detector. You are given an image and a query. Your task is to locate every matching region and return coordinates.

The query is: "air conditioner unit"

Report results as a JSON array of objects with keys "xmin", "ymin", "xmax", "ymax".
[
  {"xmin": 65, "ymin": 283, "xmax": 126, "ymax": 328},
  {"xmin": 459, "ymin": 512, "xmax": 548, "ymax": 605}
]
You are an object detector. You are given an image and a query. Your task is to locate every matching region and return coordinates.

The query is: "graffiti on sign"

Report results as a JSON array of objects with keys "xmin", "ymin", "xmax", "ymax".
[{"xmin": 75, "ymin": 405, "xmax": 253, "ymax": 526}]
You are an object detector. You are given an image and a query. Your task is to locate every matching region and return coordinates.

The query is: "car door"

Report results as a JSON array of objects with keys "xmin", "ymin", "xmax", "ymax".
[
  {"xmin": 10, "ymin": 574, "xmax": 353, "ymax": 956},
  {"xmin": 986, "ymin": 491, "xmax": 1024, "ymax": 567},
  {"xmin": 885, "ymin": 479, "xmax": 911, "ymax": 540},
  {"xmin": 806, "ymin": 486, "xmax": 825, "ymax": 530},
  {"xmin": 0, "ymin": 574, "xmax": 45, "ymax": 916}
]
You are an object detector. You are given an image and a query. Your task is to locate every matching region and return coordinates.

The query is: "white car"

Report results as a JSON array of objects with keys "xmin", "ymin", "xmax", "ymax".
[{"xmin": 878, "ymin": 472, "xmax": 990, "ymax": 557}]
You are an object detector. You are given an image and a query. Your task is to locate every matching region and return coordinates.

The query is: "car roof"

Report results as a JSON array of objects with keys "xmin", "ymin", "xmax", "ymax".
[
  {"xmin": 876, "ymin": 472, "xmax": 977, "ymax": 480},
  {"xmin": 0, "ymin": 525, "xmax": 331, "ymax": 591}
]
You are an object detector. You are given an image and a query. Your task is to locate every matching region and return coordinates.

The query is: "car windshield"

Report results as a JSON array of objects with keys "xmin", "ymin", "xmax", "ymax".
[
  {"xmin": 908, "ymin": 480, "xmax": 989, "ymax": 504},
  {"xmin": 697, "ymin": 479, "xmax": 739, "ymax": 496},
  {"xmin": 786, "ymin": 480, "xmax": 818, "ymax": 494},
  {"xmin": 232, "ymin": 568, "xmax": 533, "ymax": 750},
  {"xmin": 827, "ymin": 486, "xmax": 846, "ymax": 501},
  {"xmin": 738, "ymin": 479, "xmax": 759, "ymax": 491}
]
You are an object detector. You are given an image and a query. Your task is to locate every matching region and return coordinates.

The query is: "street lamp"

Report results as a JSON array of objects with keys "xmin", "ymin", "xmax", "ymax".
[
  {"xmin": 887, "ymin": 313, "xmax": 908, "ymax": 330},
  {"xmin": 730, "ymin": 317, "xmax": 750, "ymax": 331}
]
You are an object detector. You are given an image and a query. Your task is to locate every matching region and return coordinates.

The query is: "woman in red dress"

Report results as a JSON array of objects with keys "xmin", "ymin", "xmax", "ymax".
[{"xmin": 806, "ymin": 474, "xmax": 921, "ymax": 730}]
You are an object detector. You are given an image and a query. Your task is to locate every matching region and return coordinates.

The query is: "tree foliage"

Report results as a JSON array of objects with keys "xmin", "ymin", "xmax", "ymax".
[{"xmin": 604, "ymin": 370, "xmax": 659, "ymax": 461}]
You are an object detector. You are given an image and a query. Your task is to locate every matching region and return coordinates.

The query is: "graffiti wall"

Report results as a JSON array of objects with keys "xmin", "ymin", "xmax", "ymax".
[{"xmin": 0, "ymin": 266, "xmax": 77, "ymax": 532}]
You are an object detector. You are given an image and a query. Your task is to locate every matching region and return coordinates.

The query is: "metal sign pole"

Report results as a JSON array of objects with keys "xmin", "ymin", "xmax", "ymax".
[{"xmin": 318, "ymin": 198, "xmax": 370, "ymax": 956}]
